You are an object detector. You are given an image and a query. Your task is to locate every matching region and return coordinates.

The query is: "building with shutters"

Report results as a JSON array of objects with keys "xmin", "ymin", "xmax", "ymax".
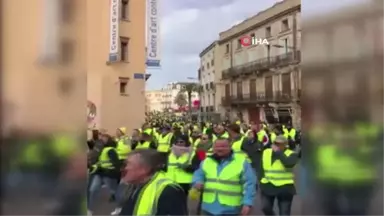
[
  {"xmin": 218, "ymin": 0, "xmax": 301, "ymax": 127},
  {"xmin": 1, "ymin": 0, "xmax": 147, "ymax": 134},
  {"xmin": 198, "ymin": 41, "xmax": 222, "ymax": 121}
]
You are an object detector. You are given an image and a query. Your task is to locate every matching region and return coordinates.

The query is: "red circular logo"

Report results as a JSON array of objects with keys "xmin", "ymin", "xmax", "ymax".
[{"xmin": 240, "ymin": 36, "xmax": 251, "ymax": 46}]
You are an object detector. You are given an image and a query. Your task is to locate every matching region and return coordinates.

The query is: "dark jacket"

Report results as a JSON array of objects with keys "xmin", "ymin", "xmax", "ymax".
[
  {"xmin": 233, "ymin": 135, "xmax": 260, "ymax": 170},
  {"xmin": 119, "ymin": 181, "xmax": 188, "ymax": 215},
  {"xmin": 243, "ymin": 138, "xmax": 263, "ymax": 173},
  {"xmin": 87, "ymin": 139, "xmax": 104, "ymax": 166},
  {"xmin": 93, "ymin": 138, "xmax": 121, "ymax": 178}
]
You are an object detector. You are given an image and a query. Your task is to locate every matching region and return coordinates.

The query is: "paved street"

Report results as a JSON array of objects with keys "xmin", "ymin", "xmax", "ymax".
[{"xmin": 2, "ymin": 166, "xmax": 382, "ymax": 215}]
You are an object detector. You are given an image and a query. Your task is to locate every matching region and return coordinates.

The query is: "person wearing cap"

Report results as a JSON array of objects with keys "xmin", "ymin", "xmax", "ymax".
[
  {"xmin": 259, "ymin": 135, "xmax": 299, "ymax": 216},
  {"xmin": 134, "ymin": 132, "xmax": 157, "ymax": 150}
]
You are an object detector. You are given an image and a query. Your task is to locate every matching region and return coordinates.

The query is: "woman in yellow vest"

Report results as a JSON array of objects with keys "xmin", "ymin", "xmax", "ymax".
[{"xmin": 166, "ymin": 135, "xmax": 199, "ymax": 195}]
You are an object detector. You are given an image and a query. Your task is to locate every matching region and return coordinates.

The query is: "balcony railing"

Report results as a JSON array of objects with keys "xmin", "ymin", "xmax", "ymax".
[
  {"xmin": 221, "ymin": 97, "xmax": 232, "ymax": 106},
  {"xmin": 221, "ymin": 90, "xmax": 300, "ymax": 106},
  {"xmin": 221, "ymin": 51, "xmax": 301, "ymax": 79}
]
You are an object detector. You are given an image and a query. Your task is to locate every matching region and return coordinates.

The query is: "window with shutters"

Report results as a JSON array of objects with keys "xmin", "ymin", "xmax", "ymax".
[
  {"xmin": 265, "ymin": 76, "xmax": 273, "ymax": 99},
  {"xmin": 225, "ymin": 84, "xmax": 230, "ymax": 98},
  {"xmin": 265, "ymin": 26, "xmax": 271, "ymax": 38},
  {"xmin": 237, "ymin": 81, "xmax": 242, "ymax": 99},
  {"xmin": 61, "ymin": 0, "xmax": 74, "ymax": 24},
  {"xmin": 120, "ymin": 37, "xmax": 129, "ymax": 62},
  {"xmin": 282, "ymin": 73, "xmax": 291, "ymax": 96},
  {"xmin": 119, "ymin": 77, "xmax": 129, "ymax": 96},
  {"xmin": 250, "ymin": 79, "xmax": 256, "ymax": 98},
  {"xmin": 121, "ymin": 0, "xmax": 130, "ymax": 20},
  {"xmin": 281, "ymin": 19, "xmax": 289, "ymax": 32}
]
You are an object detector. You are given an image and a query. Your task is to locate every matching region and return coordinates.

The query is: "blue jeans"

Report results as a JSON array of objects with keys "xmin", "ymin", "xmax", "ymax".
[{"xmin": 87, "ymin": 174, "xmax": 118, "ymax": 211}]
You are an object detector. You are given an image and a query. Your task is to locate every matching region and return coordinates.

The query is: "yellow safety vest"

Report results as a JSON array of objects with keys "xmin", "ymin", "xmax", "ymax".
[
  {"xmin": 98, "ymin": 147, "xmax": 116, "ymax": 169},
  {"xmin": 260, "ymin": 148, "xmax": 294, "ymax": 186},
  {"xmin": 19, "ymin": 142, "xmax": 44, "ymax": 166},
  {"xmin": 166, "ymin": 152, "xmax": 194, "ymax": 183},
  {"xmin": 201, "ymin": 155, "xmax": 245, "ymax": 206},
  {"xmin": 316, "ymin": 145, "xmax": 375, "ymax": 183},
  {"xmin": 231, "ymin": 136, "xmax": 249, "ymax": 160},
  {"xmin": 216, "ymin": 132, "xmax": 229, "ymax": 139},
  {"xmin": 157, "ymin": 133, "xmax": 173, "ymax": 153},
  {"xmin": 206, "ymin": 147, "xmax": 213, "ymax": 156},
  {"xmin": 283, "ymin": 128, "xmax": 296, "ymax": 140},
  {"xmin": 116, "ymin": 137, "xmax": 131, "ymax": 160},
  {"xmin": 270, "ymin": 132, "xmax": 277, "ymax": 143},
  {"xmin": 133, "ymin": 172, "xmax": 178, "ymax": 215},
  {"xmin": 212, "ymin": 134, "xmax": 218, "ymax": 142},
  {"xmin": 18, "ymin": 135, "xmax": 77, "ymax": 168},
  {"xmin": 257, "ymin": 130, "xmax": 266, "ymax": 142},
  {"xmin": 192, "ymin": 138, "xmax": 201, "ymax": 148},
  {"xmin": 144, "ymin": 128, "xmax": 153, "ymax": 134},
  {"xmin": 136, "ymin": 141, "xmax": 151, "ymax": 149}
]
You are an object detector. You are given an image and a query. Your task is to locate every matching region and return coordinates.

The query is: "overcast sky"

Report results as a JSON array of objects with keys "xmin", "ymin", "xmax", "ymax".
[{"xmin": 145, "ymin": 0, "xmax": 362, "ymax": 90}]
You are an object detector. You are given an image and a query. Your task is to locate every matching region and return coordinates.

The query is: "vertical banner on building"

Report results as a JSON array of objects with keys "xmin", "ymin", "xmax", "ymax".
[
  {"xmin": 109, "ymin": 0, "xmax": 119, "ymax": 62},
  {"xmin": 146, "ymin": 0, "xmax": 161, "ymax": 67},
  {"xmin": 40, "ymin": 0, "xmax": 60, "ymax": 63}
]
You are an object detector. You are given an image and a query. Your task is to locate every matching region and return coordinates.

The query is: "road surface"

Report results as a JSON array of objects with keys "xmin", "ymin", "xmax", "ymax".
[{"xmin": 2, "ymin": 166, "xmax": 382, "ymax": 215}]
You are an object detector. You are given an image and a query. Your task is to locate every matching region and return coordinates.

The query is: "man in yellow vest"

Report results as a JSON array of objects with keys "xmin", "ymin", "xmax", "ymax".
[
  {"xmin": 119, "ymin": 149, "xmax": 188, "ymax": 215},
  {"xmin": 259, "ymin": 135, "xmax": 298, "ymax": 216},
  {"xmin": 192, "ymin": 138, "xmax": 256, "ymax": 215},
  {"xmin": 87, "ymin": 133, "xmax": 121, "ymax": 215}
]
